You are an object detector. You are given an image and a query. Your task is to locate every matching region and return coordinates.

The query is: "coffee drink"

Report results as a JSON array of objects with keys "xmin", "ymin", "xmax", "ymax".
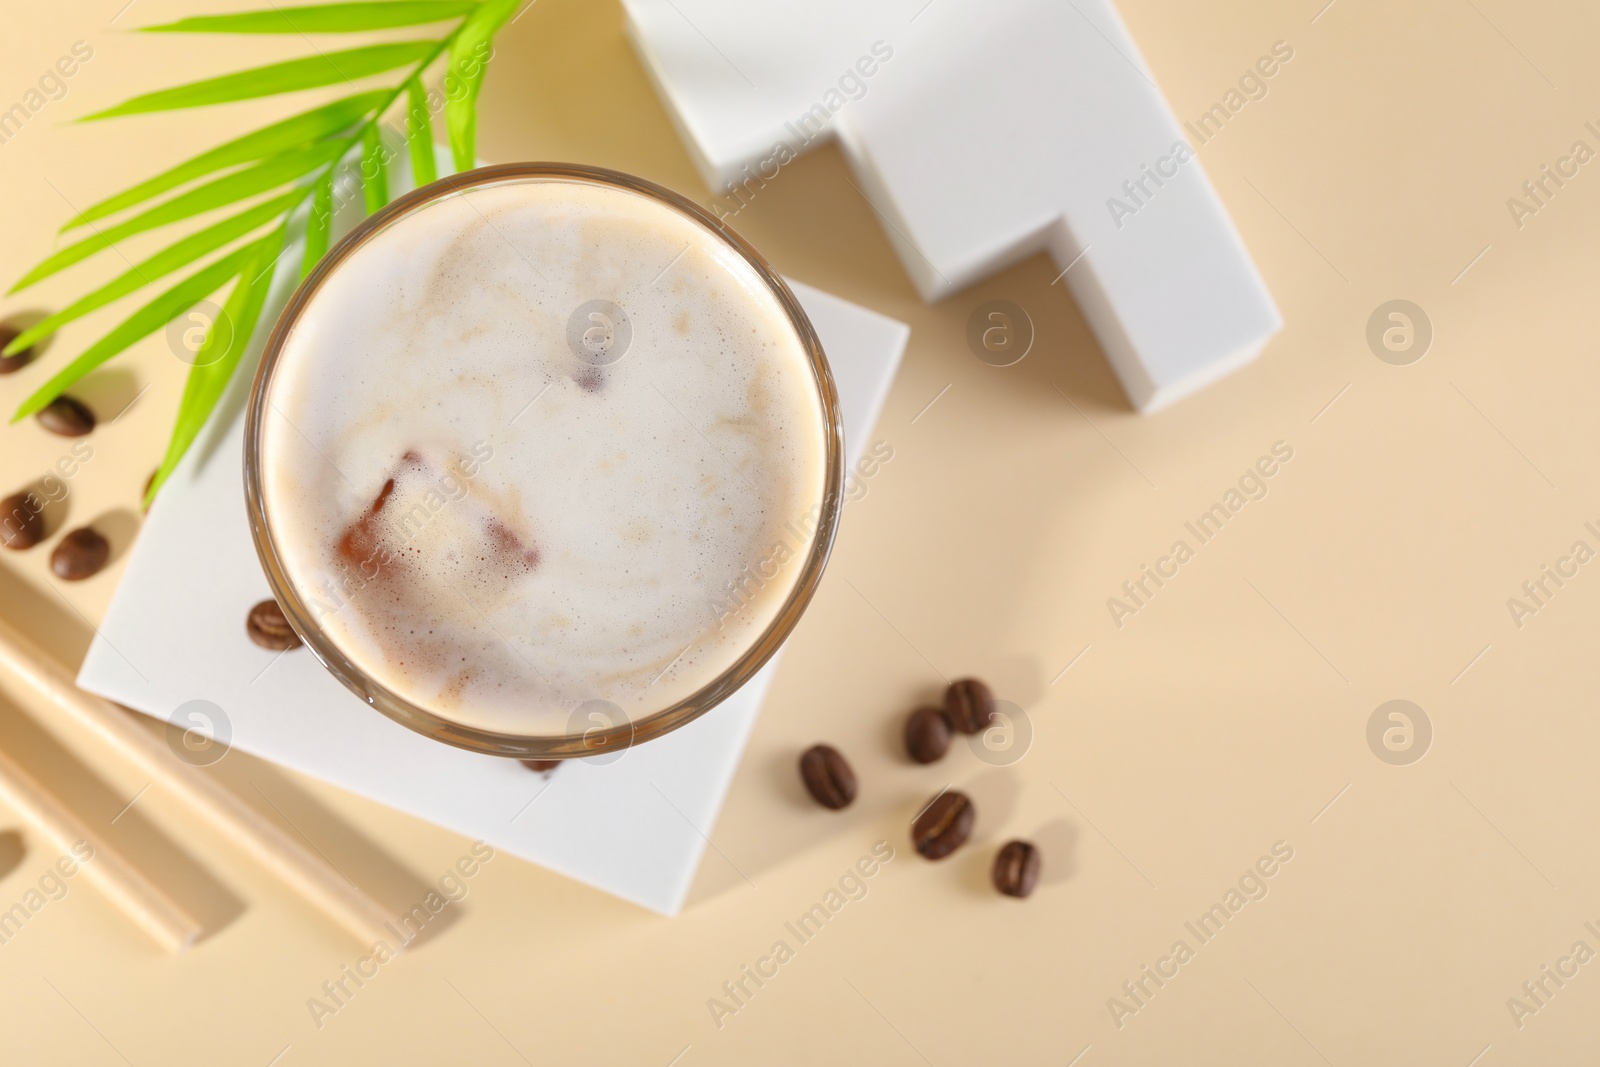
[{"xmin": 254, "ymin": 172, "xmax": 833, "ymax": 741}]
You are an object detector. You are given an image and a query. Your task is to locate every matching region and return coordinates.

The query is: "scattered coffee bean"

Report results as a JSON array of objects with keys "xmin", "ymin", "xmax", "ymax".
[
  {"xmin": 50, "ymin": 527, "xmax": 110, "ymax": 580},
  {"xmin": 142, "ymin": 470, "xmax": 156, "ymax": 512},
  {"xmin": 0, "ymin": 326, "xmax": 33, "ymax": 375},
  {"xmin": 992, "ymin": 840, "xmax": 1041, "ymax": 898},
  {"xmin": 911, "ymin": 790, "xmax": 974, "ymax": 859},
  {"xmin": 904, "ymin": 706, "xmax": 952, "ymax": 764},
  {"xmin": 799, "ymin": 744, "xmax": 857, "ymax": 810},
  {"xmin": 35, "ymin": 395, "xmax": 95, "ymax": 437},
  {"xmin": 0, "ymin": 492, "xmax": 45, "ymax": 550},
  {"xmin": 246, "ymin": 598, "xmax": 301, "ymax": 651},
  {"xmin": 945, "ymin": 677, "xmax": 996, "ymax": 735},
  {"xmin": 520, "ymin": 759, "xmax": 560, "ymax": 773}
]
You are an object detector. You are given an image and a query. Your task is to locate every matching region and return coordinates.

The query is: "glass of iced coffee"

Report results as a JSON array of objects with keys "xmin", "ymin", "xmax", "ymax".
[{"xmin": 244, "ymin": 164, "xmax": 843, "ymax": 759}]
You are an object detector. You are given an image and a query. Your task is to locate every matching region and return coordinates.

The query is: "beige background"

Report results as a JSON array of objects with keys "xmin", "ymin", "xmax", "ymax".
[{"xmin": 2, "ymin": 0, "xmax": 1598, "ymax": 1062}]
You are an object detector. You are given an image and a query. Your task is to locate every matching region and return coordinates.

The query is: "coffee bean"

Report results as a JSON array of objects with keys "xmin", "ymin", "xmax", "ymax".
[
  {"xmin": 0, "ymin": 326, "xmax": 33, "ymax": 375},
  {"xmin": 246, "ymin": 598, "xmax": 302, "ymax": 651},
  {"xmin": 904, "ymin": 706, "xmax": 952, "ymax": 764},
  {"xmin": 142, "ymin": 470, "xmax": 157, "ymax": 512},
  {"xmin": 798, "ymin": 744, "xmax": 856, "ymax": 810},
  {"xmin": 945, "ymin": 677, "xmax": 996, "ymax": 734},
  {"xmin": 50, "ymin": 527, "xmax": 109, "ymax": 580},
  {"xmin": 992, "ymin": 840, "xmax": 1041, "ymax": 898},
  {"xmin": 36, "ymin": 395, "xmax": 95, "ymax": 437},
  {"xmin": 0, "ymin": 492, "xmax": 45, "ymax": 550},
  {"xmin": 520, "ymin": 759, "xmax": 560, "ymax": 773},
  {"xmin": 911, "ymin": 790, "xmax": 974, "ymax": 859}
]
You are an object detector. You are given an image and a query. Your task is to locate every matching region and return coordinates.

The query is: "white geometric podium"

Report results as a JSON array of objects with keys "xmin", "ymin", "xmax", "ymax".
[{"xmin": 624, "ymin": 0, "xmax": 1282, "ymax": 411}]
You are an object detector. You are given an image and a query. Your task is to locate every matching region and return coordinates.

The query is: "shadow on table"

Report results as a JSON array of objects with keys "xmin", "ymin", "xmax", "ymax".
[
  {"xmin": 0, "ymin": 687, "xmax": 246, "ymax": 944},
  {"xmin": 0, "ymin": 562, "xmax": 457, "ymax": 950},
  {"xmin": 0, "ymin": 829, "xmax": 26, "ymax": 881}
]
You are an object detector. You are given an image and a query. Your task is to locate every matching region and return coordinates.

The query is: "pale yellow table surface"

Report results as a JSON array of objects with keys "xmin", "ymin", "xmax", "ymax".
[{"xmin": 3, "ymin": 0, "xmax": 1598, "ymax": 1062}]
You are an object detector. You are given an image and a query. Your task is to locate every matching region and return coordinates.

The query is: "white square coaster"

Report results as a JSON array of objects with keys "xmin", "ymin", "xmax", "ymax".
[{"xmin": 76, "ymin": 189, "xmax": 908, "ymax": 915}]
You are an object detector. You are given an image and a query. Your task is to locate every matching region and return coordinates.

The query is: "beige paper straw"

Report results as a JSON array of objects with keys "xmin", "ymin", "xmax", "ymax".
[
  {"xmin": 0, "ymin": 615, "xmax": 395, "ymax": 949},
  {"xmin": 0, "ymin": 744, "xmax": 200, "ymax": 953}
]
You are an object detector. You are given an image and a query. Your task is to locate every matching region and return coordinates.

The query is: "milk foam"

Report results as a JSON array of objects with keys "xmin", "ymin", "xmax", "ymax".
[{"xmin": 260, "ymin": 177, "xmax": 827, "ymax": 735}]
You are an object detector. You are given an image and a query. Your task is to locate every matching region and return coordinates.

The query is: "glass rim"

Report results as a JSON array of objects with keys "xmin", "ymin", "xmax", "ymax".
[{"xmin": 243, "ymin": 162, "xmax": 845, "ymax": 759}]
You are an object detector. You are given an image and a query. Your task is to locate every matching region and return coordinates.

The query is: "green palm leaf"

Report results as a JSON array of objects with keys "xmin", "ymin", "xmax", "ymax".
[
  {"xmin": 148, "ymin": 234, "xmax": 283, "ymax": 504},
  {"xmin": 302, "ymin": 173, "xmax": 334, "ymax": 278},
  {"xmin": 81, "ymin": 41, "xmax": 437, "ymax": 121},
  {"xmin": 13, "ymin": 141, "xmax": 344, "ymax": 292},
  {"xmin": 143, "ymin": 2, "xmax": 478, "ymax": 34},
  {"xmin": 5, "ymin": 193, "xmax": 301, "ymax": 356},
  {"xmin": 14, "ymin": 240, "xmax": 273, "ymax": 422},
  {"xmin": 361, "ymin": 124, "xmax": 388, "ymax": 213},
  {"xmin": 63, "ymin": 92, "xmax": 385, "ymax": 231},
  {"xmin": 406, "ymin": 77, "xmax": 437, "ymax": 186},
  {"xmin": 9, "ymin": 0, "xmax": 522, "ymax": 503},
  {"xmin": 446, "ymin": 0, "xmax": 518, "ymax": 170}
]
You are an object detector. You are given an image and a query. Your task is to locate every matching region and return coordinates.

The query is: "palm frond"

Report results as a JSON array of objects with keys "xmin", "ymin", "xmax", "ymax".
[
  {"xmin": 9, "ymin": 0, "xmax": 516, "ymax": 500},
  {"xmin": 13, "ymin": 142, "xmax": 345, "ymax": 292},
  {"xmin": 7, "ymin": 193, "xmax": 301, "ymax": 355},
  {"xmin": 302, "ymin": 173, "xmax": 335, "ymax": 278},
  {"xmin": 446, "ymin": 0, "xmax": 519, "ymax": 170},
  {"xmin": 142, "ymin": 2, "xmax": 479, "ymax": 34},
  {"xmin": 405, "ymin": 77, "xmax": 437, "ymax": 186},
  {"xmin": 63, "ymin": 92, "xmax": 386, "ymax": 231},
  {"xmin": 148, "ymin": 232, "xmax": 285, "ymax": 504},
  {"xmin": 361, "ymin": 124, "xmax": 389, "ymax": 213},
  {"xmin": 14, "ymin": 240, "xmax": 275, "ymax": 421},
  {"xmin": 81, "ymin": 41, "xmax": 438, "ymax": 120}
]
